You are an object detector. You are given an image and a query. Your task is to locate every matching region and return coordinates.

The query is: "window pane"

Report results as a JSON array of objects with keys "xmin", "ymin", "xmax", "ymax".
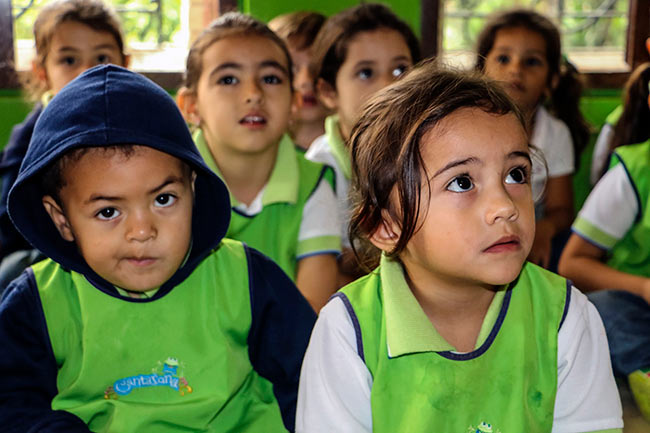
[{"xmin": 442, "ymin": 0, "xmax": 629, "ymax": 71}]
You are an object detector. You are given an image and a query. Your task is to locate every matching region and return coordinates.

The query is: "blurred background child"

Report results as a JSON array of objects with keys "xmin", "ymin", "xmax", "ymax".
[
  {"xmin": 178, "ymin": 13, "xmax": 340, "ymax": 312},
  {"xmin": 590, "ymin": 62, "xmax": 650, "ymax": 184},
  {"xmin": 476, "ymin": 9, "xmax": 589, "ymax": 271},
  {"xmin": 297, "ymin": 62, "xmax": 621, "ymax": 433},
  {"xmin": 0, "ymin": 0, "xmax": 129, "ymax": 289},
  {"xmin": 558, "ymin": 54, "xmax": 650, "ymax": 423},
  {"xmin": 269, "ymin": 11, "xmax": 329, "ymax": 150},
  {"xmin": 306, "ymin": 3, "xmax": 420, "ymax": 282}
]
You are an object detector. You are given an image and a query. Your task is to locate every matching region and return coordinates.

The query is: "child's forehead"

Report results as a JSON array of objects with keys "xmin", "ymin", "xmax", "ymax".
[
  {"xmin": 206, "ymin": 33, "xmax": 290, "ymax": 67},
  {"xmin": 61, "ymin": 145, "xmax": 188, "ymax": 176}
]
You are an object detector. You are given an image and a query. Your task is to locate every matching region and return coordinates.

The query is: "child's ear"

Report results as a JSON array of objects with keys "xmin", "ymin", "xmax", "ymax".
[
  {"xmin": 42, "ymin": 196, "xmax": 75, "ymax": 242},
  {"xmin": 316, "ymin": 78, "xmax": 339, "ymax": 111},
  {"xmin": 31, "ymin": 60, "xmax": 48, "ymax": 87},
  {"xmin": 176, "ymin": 87, "xmax": 200, "ymax": 126},
  {"xmin": 368, "ymin": 211, "xmax": 401, "ymax": 253}
]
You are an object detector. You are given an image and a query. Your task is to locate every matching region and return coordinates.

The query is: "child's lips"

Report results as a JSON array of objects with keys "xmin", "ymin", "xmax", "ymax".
[
  {"xmin": 239, "ymin": 114, "xmax": 267, "ymax": 128},
  {"xmin": 301, "ymin": 94, "xmax": 318, "ymax": 107},
  {"xmin": 483, "ymin": 235, "xmax": 521, "ymax": 253},
  {"xmin": 506, "ymin": 81, "xmax": 526, "ymax": 93},
  {"xmin": 126, "ymin": 256, "xmax": 157, "ymax": 267}
]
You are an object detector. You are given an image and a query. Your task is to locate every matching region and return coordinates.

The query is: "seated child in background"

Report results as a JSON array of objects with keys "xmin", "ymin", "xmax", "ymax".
[
  {"xmin": 177, "ymin": 13, "xmax": 340, "ymax": 312},
  {"xmin": 0, "ymin": 0, "xmax": 129, "ymax": 286},
  {"xmin": 476, "ymin": 9, "xmax": 590, "ymax": 271},
  {"xmin": 591, "ymin": 37, "xmax": 650, "ymax": 185},
  {"xmin": 269, "ymin": 11, "xmax": 329, "ymax": 150},
  {"xmin": 297, "ymin": 62, "xmax": 622, "ymax": 432},
  {"xmin": 558, "ymin": 64, "xmax": 650, "ymax": 421},
  {"xmin": 590, "ymin": 62, "xmax": 650, "ymax": 185},
  {"xmin": 0, "ymin": 65, "xmax": 316, "ymax": 433},
  {"xmin": 306, "ymin": 3, "xmax": 421, "ymax": 281}
]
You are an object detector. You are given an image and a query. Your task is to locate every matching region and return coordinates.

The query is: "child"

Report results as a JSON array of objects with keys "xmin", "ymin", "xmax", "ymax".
[
  {"xmin": 269, "ymin": 11, "xmax": 329, "ymax": 150},
  {"xmin": 476, "ymin": 9, "xmax": 588, "ymax": 270},
  {"xmin": 0, "ymin": 0, "xmax": 128, "ymax": 277},
  {"xmin": 296, "ymin": 62, "xmax": 622, "ymax": 432},
  {"xmin": 590, "ymin": 62, "xmax": 650, "ymax": 184},
  {"xmin": 558, "ymin": 67, "xmax": 650, "ymax": 421},
  {"xmin": 306, "ymin": 3, "xmax": 420, "ymax": 279},
  {"xmin": 0, "ymin": 65, "xmax": 316, "ymax": 432},
  {"xmin": 177, "ymin": 13, "xmax": 341, "ymax": 312}
]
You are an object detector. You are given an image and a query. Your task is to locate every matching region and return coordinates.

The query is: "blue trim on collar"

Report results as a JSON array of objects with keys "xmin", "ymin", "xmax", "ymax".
[{"xmin": 435, "ymin": 286, "xmax": 514, "ymax": 361}]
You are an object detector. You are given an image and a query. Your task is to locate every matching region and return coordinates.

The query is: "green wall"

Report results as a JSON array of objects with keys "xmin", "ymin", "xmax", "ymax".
[
  {"xmin": 241, "ymin": 0, "xmax": 421, "ymax": 36},
  {"xmin": 0, "ymin": 90, "xmax": 32, "ymax": 151}
]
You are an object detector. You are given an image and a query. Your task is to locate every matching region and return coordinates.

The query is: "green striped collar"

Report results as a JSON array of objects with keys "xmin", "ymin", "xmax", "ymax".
[
  {"xmin": 380, "ymin": 255, "xmax": 506, "ymax": 357},
  {"xmin": 194, "ymin": 129, "xmax": 299, "ymax": 206}
]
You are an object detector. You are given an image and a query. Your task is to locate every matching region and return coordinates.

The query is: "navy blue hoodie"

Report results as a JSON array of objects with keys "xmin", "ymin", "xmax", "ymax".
[{"xmin": 0, "ymin": 65, "xmax": 315, "ymax": 432}]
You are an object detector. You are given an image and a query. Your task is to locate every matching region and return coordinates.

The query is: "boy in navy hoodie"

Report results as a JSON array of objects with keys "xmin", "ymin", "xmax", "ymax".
[{"xmin": 0, "ymin": 65, "xmax": 315, "ymax": 432}]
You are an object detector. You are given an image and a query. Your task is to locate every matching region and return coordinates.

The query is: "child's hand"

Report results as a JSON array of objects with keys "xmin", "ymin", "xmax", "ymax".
[{"xmin": 528, "ymin": 220, "xmax": 555, "ymax": 268}]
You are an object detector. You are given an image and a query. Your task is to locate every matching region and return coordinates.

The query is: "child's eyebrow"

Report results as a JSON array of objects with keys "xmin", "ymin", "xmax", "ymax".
[
  {"xmin": 147, "ymin": 176, "xmax": 185, "ymax": 195},
  {"xmin": 391, "ymin": 55, "xmax": 411, "ymax": 63},
  {"xmin": 259, "ymin": 60, "xmax": 289, "ymax": 75},
  {"xmin": 433, "ymin": 157, "xmax": 479, "ymax": 178},
  {"xmin": 83, "ymin": 176, "xmax": 184, "ymax": 204},
  {"xmin": 508, "ymin": 150, "xmax": 532, "ymax": 164},
  {"xmin": 209, "ymin": 62, "xmax": 242, "ymax": 78}
]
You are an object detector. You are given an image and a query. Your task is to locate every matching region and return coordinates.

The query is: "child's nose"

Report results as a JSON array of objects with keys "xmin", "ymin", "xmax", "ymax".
[
  {"xmin": 126, "ymin": 211, "xmax": 157, "ymax": 242},
  {"xmin": 245, "ymin": 80, "xmax": 263, "ymax": 104},
  {"xmin": 484, "ymin": 186, "xmax": 519, "ymax": 225}
]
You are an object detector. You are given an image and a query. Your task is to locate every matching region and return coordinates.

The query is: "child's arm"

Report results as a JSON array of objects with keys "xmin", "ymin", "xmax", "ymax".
[
  {"xmin": 558, "ymin": 163, "xmax": 650, "ymax": 303},
  {"xmin": 245, "ymin": 246, "xmax": 318, "ymax": 433},
  {"xmin": 559, "ymin": 234, "xmax": 650, "ymax": 303},
  {"xmin": 0, "ymin": 272, "xmax": 91, "ymax": 432},
  {"xmin": 553, "ymin": 286, "xmax": 623, "ymax": 432},
  {"xmin": 295, "ymin": 175, "xmax": 341, "ymax": 311},
  {"xmin": 296, "ymin": 295, "xmax": 372, "ymax": 433},
  {"xmin": 296, "ymin": 254, "xmax": 338, "ymax": 311}
]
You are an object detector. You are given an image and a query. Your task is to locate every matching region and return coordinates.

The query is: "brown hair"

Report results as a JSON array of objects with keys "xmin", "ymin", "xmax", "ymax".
[
  {"xmin": 268, "ymin": 11, "xmax": 326, "ymax": 51},
  {"xmin": 310, "ymin": 3, "xmax": 421, "ymax": 88},
  {"xmin": 610, "ymin": 62, "xmax": 650, "ymax": 153},
  {"xmin": 475, "ymin": 8, "xmax": 589, "ymax": 168},
  {"xmin": 348, "ymin": 61, "xmax": 525, "ymax": 268},
  {"xmin": 183, "ymin": 12, "xmax": 293, "ymax": 94},
  {"xmin": 26, "ymin": 0, "xmax": 125, "ymax": 100}
]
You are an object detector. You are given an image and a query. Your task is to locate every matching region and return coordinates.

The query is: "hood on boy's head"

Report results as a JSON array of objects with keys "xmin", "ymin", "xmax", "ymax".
[{"xmin": 8, "ymin": 64, "xmax": 230, "ymax": 276}]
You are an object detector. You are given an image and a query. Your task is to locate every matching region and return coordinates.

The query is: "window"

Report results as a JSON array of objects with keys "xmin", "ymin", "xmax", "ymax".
[
  {"xmin": 440, "ymin": 0, "xmax": 630, "ymax": 71},
  {"xmin": 11, "ymin": 0, "xmax": 188, "ymax": 72}
]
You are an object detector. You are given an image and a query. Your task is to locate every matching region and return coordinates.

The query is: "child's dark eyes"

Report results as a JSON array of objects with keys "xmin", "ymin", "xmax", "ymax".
[
  {"xmin": 262, "ymin": 74, "xmax": 282, "ymax": 85},
  {"xmin": 392, "ymin": 64, "xmax": 408, "ymax": 78},
  {"xmin": 496, "ymin": 54, "xmax": 510, "ymax": 65},
  {"xmin": 357, "ymin": 68, "xmax": 373, "ymax": 80},
  {"xmin": 447, "ymin": 175, "xmax": 474, "ymax": 192},
  {"xmin": 97, "ymin": 54, "xmax": 111, "ymax": 64},
  {"xmin": 217, "ymin": 75, "xmax": 238, "ymax": 85},
  {"xmin": 96, "ymin": 207, "xmax": 120, "ymax": 221},
  {"xmin": 154, "ymin": 193, "xmax": 177, "ymax": 208},
  {"xmin": 60, "ymin": 56, "xmax": 77, "ymax": 66},
  {"xmin": 505, "ymin": 166, "xmax": 529, "ymax": 184},
  {"xmin": 524, "ymin": 57, "xmax": 544, "ymax": 67}
]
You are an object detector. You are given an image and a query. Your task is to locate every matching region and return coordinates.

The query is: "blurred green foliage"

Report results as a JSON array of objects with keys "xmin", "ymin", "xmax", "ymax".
[{"xmin": 13, "ymin": 0, "xmax": 181, "ymax": 45}]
